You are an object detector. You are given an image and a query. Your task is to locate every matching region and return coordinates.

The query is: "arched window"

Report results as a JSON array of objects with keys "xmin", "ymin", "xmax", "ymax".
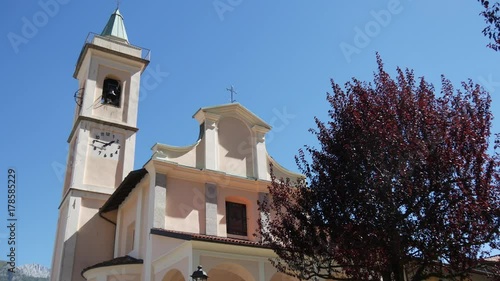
[{"xmin": 102, "ymin": 78, "xmax": 121, "ymax": 107}]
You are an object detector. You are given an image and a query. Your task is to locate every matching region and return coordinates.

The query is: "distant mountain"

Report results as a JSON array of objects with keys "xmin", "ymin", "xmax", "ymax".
[
  {"xmin": 0, "ymin": 262, "xmax": 49, "ymax": 281},
  {"xmin": 18, "ymin": 264, "xmax": 50, "ymax": 279}
]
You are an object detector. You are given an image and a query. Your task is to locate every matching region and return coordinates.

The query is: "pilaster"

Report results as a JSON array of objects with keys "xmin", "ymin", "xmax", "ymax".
[
  {"xmin": 205, "ymin": 183, "xmax": 218, "ymax": 236},
  {"xmin": 252, "ymin": 125, "xmax": 269, "ymax": 180},
  {"xmin": 203, "ymin": 113, "xmax": 220, "ymax": 170},
  {"xmin": 153, "ymin": 173, "xmax": 167, "ymax": 228}
]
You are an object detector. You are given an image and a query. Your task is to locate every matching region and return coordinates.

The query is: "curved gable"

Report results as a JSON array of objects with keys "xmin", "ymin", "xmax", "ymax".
[{"xmin": 151, "ymin": 103, "xmax": 300, "ymax": 181}]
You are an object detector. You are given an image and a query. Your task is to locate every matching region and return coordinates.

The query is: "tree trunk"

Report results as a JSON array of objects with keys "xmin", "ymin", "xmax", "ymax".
[
  {"xmin": 382, "ymin": 271, "xmax": 393, "ymax": 281},
  {"xmin": 382, "ymin": 262, "xmax": 406, "ymax": 281}
]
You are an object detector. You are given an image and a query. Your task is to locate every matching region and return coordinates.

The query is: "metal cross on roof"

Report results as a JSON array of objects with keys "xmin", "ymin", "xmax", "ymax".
[{"xmin": 226, "ymin": 85, "xmax": 237, "ymax": 103}]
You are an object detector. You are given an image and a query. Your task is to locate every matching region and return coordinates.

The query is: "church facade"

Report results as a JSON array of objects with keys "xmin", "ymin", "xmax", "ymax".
[{"xmin": 50, "ymin": 8, "xmax": 301, "ymax": 281}]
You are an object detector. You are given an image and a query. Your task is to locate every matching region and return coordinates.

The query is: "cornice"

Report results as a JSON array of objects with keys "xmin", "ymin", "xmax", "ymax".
[
  {"xmin": 149, "ymin": 158, "xmax": 270, "ymax": 192},
  {"xmin": 152, "ymin": 141, "xmax": 200, "ymax": 154},
  {"xmin": 67, "ymin": 115, "xmax": 138, "ymax": 143},
  {"xmin": 74, "ymin": 42, "xmax": 149, "ymax": 79},
  {"xmin": 193, "ymin": 103, "xmax": 271, "ymax": 130}
]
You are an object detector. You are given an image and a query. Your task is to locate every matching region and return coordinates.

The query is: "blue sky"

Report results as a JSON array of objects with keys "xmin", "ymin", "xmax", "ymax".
[{"xmin": 1, "ymin": 0, "xmax": 499, "ymax": 268}]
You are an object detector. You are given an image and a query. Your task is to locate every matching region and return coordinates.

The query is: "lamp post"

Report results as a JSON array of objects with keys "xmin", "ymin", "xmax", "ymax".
[{"xmin": 191, "ymin": 265, "xmax": 208, "ymax": 281}]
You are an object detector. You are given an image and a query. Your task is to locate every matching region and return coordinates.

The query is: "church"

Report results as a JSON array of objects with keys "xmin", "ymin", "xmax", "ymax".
[{"xmin": 50, "ymin": 7, "xmax": 302, "ymax": 281}]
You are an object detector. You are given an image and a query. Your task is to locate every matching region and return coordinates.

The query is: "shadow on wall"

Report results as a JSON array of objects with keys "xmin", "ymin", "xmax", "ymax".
[
  {"xmin": 58, "ymin": 200, "xmax": 115, "ymax": 281},
  {"xmin": 218, "ymin": 117, "xmax": 254, "ymax": 178}
]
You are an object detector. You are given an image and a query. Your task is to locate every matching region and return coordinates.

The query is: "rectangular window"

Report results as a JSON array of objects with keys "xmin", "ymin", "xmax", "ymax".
[{"xmin": 226, "ymin": 202, "xmax": 247, "ymax": 236}]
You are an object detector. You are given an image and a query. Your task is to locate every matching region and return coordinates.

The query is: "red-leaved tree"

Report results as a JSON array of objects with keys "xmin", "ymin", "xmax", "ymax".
[
  {"xmin": 259, "ymin": 55, "xmax": 500, "ymax": 281},
  {"xmin": 479, "ymin": 0, "xmax": 500, "ymax": 50}
]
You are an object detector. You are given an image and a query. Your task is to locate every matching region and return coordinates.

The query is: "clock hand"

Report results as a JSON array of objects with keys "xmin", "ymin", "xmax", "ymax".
[
  {"xmin": 90, "ymin": 144, "xmax": 104, "ymax": 150},
  {"xmin": 93, "ymin": 139, "xmax": 107, "ymax": 144},
  {"xmin": 102, "ymin": 140, "xmax": 115, "ymax": 148}
]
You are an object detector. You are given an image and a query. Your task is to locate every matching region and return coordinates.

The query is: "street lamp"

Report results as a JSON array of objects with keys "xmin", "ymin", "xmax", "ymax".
[{"xmin": 191, "ymin": 265, "xmax": 208, "ymax": 281}]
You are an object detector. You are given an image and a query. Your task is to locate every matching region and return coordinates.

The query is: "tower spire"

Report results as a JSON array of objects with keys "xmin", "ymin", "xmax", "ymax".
[{"xmin": 101, "ymin": 7, "xmax": 129, "ymax": 43}]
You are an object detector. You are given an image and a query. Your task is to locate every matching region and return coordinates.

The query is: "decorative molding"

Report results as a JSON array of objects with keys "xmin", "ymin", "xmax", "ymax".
[
  {"xmin": 152, "ymin": 241, "xmax": 192, "ymax": 274},
  {"xmin": 67, "ymin": 115, "xmax": 138, "ymax": 143},
  {"xmin": 266, "ymin": 155, "xmax": 304, "ymax": 180},
  {"xmin": 149, "ymin": 159, "xmax": 271, "ymax": 192},
  {"xmin": 58, "ymin": 187, "xmax": 113, "ymax": 209},
  {"xmin": 194, "ymin": 248, "xmax": 273, "ymax": 262},
  {"xmin": 193, "ymin": 110, "xmax": 221, "ymax": 125},
  {"xmin": 152, "ymin": 140, "xmax": 201, "ymax": 157},
  {"xmin": 83, "ymin": 264, "xmax": 143, "ymax": 280},
  {"xmin": 201, "ymin": 112, "xmax": 221, "ymax": 130},
  {"xmin": 74, "ymin": 41, "xmax": 149, "ymax": 79},
  {"xmin": 193, "ymin": 103, "xmax": 271, "ymax": 130},
  {"xmin": 252, "ymin": 125, "xmax": 267, "ymax": 143}
]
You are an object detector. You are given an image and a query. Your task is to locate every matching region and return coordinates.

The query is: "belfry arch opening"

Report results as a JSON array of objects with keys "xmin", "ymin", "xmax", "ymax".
[{"xmin": 102, "ymin": 77, "xmax": 122, "ymax": 107}]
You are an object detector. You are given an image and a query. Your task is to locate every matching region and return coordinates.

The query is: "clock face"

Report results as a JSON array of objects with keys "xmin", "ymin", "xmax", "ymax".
[{"xmin": 90, "ymin": 129, "xmax": 123, "ymax": 159}]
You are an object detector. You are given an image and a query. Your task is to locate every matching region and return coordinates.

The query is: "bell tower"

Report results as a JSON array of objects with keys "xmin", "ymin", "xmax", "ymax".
[{"xmin": 50, "ymin": 8, "xmax": 149, "ymax": 281}]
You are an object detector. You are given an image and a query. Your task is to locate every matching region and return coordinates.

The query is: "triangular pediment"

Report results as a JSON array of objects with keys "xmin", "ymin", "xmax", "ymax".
[{"xmin": 193, "ymin": 103, "xmax": 271, "ymax": 131}]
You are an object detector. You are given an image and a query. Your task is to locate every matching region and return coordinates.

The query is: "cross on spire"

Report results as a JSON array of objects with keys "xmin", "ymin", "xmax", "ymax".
[
  {"xmin": 226, "ymin": 85, "xmax": 237, "ymax": 103},
  {"xmin": 116, "ymin": 0, "xmax": 121, "ymax": 8}
]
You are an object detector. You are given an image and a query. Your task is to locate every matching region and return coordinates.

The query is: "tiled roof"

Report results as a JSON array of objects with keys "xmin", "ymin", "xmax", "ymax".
[
  {"xmin": 484, "ymin": 255, "xmax": 500, "ymax": 262},
  {"xmin": 100, "ymin": 168, "xmax": 148, "ymax": 213},
  {"xmin": 150, "ymin": 228, "xmax": 270, "ymax": 249},
  {"xmin": 81, "ymin": 255, "xmax": 143, "ymax": 275}
]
